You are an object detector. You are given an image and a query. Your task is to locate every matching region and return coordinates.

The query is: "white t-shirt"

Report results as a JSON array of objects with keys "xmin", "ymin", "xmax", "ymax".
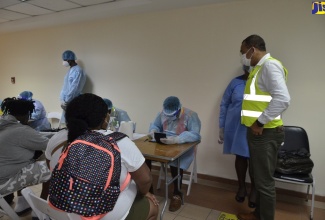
[{"xmin": 45, "ymin": 129, "xmax": 145, "ymax": 220}]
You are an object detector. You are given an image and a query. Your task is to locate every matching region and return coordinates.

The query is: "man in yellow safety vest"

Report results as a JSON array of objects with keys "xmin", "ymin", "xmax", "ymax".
[{"xmin": 237, "ymin": 35, "xmax": 290, "ymax": 220}]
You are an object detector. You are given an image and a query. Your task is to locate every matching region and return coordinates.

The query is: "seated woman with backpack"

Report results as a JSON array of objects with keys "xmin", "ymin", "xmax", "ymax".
[{"xmin": 48, "ymin": 93, "xmax": 158, "ymax": 220}]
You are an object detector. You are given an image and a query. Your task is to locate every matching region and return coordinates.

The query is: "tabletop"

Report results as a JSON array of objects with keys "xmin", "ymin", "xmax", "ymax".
[{"xmin": 133, "ymin": 136, "xmax": 200, "ymax": 163}]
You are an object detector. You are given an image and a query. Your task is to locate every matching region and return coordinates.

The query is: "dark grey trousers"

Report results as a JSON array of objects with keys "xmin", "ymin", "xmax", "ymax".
[{"xmin": 247, "ymin": 126, "xmax": 284, "ymax": 220}]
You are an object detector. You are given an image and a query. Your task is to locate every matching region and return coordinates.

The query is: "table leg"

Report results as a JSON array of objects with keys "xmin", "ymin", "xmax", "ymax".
[
  {"xmin": 177, "ymin": 158, "xmax": 184, "ymax": 204},
  {"xmin": 160, "ymin": 160, "xmax": 184, "ymax": 219},
  {"xmin": 160, "ymin": 163, "xmax": 169, "ymax": 220}
]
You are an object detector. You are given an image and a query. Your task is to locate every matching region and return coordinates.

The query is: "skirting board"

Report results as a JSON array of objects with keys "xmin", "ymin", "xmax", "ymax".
[{"xmin": 151, "ymin": 164, "xmax": 324, "ymax": 203}]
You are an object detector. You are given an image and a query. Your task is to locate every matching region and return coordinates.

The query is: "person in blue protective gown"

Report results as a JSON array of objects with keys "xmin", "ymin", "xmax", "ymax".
[
  {"xmin": 102, "ymin": 98, "xmax": 132, "ymax": 129},
  {"xmin": 18, "ymin": 91, "xmax": 51, "ymax": 131},
  {"xmin": 60, "ymin": 50, "xmax": 86, "ymax": 125},
  {"xmin": 218, "ymin": 66, "xmax": 256, "ymax": 208},
  {"xmin": 148, "ymin": 96, "xmax": 201, "ymax": 212},
  {"xmin": 60, "ymin": 50, "xmax": 86, "ymax": 111}
]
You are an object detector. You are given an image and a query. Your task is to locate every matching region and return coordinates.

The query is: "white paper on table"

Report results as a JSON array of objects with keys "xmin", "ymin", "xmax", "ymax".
[{"xmin": 132, "ymin": 133, "xmax": 147, "ymax": 140}]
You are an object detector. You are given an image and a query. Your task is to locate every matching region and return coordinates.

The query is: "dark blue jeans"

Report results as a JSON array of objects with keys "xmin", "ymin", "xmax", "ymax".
[{"xmin": 247, "ymin": 126, "xmax": 284, "ymax": 220}]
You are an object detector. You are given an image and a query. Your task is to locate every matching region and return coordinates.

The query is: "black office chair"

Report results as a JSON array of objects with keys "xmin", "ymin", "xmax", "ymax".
[{"xmin": 274, "ymin": 126, "xmax": 315, "ymax": 220}]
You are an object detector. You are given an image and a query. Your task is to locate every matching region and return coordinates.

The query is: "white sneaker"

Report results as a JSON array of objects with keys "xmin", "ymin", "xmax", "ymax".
[{"xmin": 14, "ymin": 196, "xmax": 31, "ymax": 216}]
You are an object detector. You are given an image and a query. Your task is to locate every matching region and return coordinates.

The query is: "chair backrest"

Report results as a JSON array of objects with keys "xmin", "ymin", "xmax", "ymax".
[
  {"xmin": 0, "ymin": 192, "xmax": 20, "ymax": 220},
  {"xmin": 21, "ymin": 188, "xmax": 80, "ymax": 220},
  {"xmin": 50, "ymin": 141, "xmax": 67, "ymax": 170},
  {"xmin": 47, "ymin": 112, "xmax": 62, "ymax": 129},
  {"xmin": 47, "ymin": 112, "xmax": 62, "ymax": 120},
  {"xmin": 282, "ymin": 126, "xmax": 310, "ymax": 152}
]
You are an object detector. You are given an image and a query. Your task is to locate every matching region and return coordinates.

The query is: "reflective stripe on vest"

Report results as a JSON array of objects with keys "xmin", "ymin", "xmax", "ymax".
[
  {"xmin": 241, "ymin": 110, "xmax": 281, "ymax": 119},
  {"xmin": 241, "ymin": 57, "xmax": 288, "ymax": 128}
]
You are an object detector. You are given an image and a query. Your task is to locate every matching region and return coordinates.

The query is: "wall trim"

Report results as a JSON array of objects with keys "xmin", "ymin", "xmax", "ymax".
[{"xmin": 152, "ymin": 164, "xmax": 324, "ymax": 203}]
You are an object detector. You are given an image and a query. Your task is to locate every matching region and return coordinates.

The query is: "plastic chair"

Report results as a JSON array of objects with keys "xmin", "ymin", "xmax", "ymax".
[
  {"xmin": 0, "ymin": 192, "xmax": 20, "ymax": 220},
  {"xmin": 274, "ymin": 126, "xmax": 315, "ymax": 220},
  {"xmin": 21, "ymin": 188, "xmax": 80, "ymax": 220},
  {"xmin": 47, "ymin": 112, "xmax": 63, "ymax": 129},
  {"xmin": 157, "ymin": 145, "xmax": 198, "ymax": 196},
  {"xmin": 49, "ymin": 140, "xmax": 67, "ymax": 171}
]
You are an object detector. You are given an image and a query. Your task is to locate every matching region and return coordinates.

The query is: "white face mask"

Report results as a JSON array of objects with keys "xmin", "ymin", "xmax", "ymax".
[
  {"xmin": 241, "ymin": 48, "xmax": 254, "ymax": 66},
  {"xmin": 62, "ymin": 61, "xmax": 70, "ymax": 67}
]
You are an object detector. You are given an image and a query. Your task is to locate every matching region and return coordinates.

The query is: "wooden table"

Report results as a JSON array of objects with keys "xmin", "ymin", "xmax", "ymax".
[{"xmin": 133, "ymin": 136, "xmax": 200, "ymax": 220}]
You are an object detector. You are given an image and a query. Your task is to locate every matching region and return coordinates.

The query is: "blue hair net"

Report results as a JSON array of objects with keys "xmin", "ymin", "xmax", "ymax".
[
  {"xmin": 19, "ymin": 91, "xmax": 33, "ymax": 100},
  {"xmin": 103, "ymin": 98, "xmax": 113, "ymax": 109},
  {"xmin": 163, "ymin": 96, "xmax": 181, "ymax": 115},
  {"xmin": 62, "ymin": 50, "xmax": 76, "ymax": 60}
]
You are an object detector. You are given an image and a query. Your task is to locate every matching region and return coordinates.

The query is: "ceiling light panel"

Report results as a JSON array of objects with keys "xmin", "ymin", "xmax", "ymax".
[
  {"xmin": 0, "ymin": 18, "xmax": 9, "ymax": 23},
  {"xmin": 68, "ymin": 0, "xmax": 115, "ymax": 7},
  {"xmin": 0, "ymin": 8, "xmax": 31, "ymax": 20},
  {"xmin": 28, "ymin": 0, "xmax": 81, "ymax": 12},
  {"xmin": 5, "ymin": 2, "xmax": 53, "ymax": 16},
  {"xmin": 0, "ymin": 0, "xmax": 21, "ymax": 9}
]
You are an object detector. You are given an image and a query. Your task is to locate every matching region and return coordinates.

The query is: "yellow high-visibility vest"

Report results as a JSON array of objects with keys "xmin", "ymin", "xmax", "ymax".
[{"xmin": 241, "ymin": 57, "xmax": 288, "ymax": 128}]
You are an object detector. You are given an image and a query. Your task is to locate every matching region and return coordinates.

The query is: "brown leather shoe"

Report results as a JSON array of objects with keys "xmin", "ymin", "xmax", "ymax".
[
  {"xmin": 169, "ymin": 195, "xmax": 182, "ymax": 212},
  {"xmin": 237, "ymin": 212, "xmax": 260, "ymax": 220}
]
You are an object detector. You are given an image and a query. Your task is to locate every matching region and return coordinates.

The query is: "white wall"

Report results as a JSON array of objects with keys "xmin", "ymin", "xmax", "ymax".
[{"xmin": 0, "ymin": 0, "xmax": 324, "ymax": 196}]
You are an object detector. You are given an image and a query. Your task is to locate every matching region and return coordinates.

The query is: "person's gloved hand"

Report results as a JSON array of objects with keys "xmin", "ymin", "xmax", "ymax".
[
  {"xmin": 147, "ymin": 130, "xmax": 157, "ymax": 140},
  {"xmin": 61, "ymin": 102, "xmax": 68, "ymax": 111},
  {"xmin": 160, "ymin": 136, "xmax": 179, "ymax": 145},
  {"xmin": 218, "ymin": 128, "xmax": 224, "ymax": 144}
]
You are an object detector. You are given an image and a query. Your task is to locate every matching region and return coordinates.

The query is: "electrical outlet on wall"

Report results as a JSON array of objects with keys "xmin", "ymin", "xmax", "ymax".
[{"xmin": 11, "ymin": 77, "xmax": 15, "ymax": 84}]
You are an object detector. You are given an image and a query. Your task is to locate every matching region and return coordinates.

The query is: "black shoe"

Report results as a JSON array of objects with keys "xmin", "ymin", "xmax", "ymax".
[
  {"xmin": 235, "ymin": 193, "xmax": 246, "ymax": 203},
  {"xmin": 4, "ymin": 193, "xmax": 14, "ymax": 205},
  {"xmin": 248, "ymin": 190, "xmax": 256, "ymax": 208},
  {"xmin": 248, "ymin": 201, "xmax": 256, "ymax": 208},
  {"xmin": 16, "ymin": 207, "xmax": 32, "ymax": 216}
]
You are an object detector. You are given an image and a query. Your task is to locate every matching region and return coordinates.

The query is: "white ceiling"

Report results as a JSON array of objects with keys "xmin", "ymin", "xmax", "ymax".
[{"xmin": 0, "ymin": 0, "xmax": 243, "ymax": 34}]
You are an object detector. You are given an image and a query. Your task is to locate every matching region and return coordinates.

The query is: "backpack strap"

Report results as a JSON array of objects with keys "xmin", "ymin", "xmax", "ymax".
[
  {"xmin": 58, "ymin": 139, "xmax": 117, "ymax": 191},
  {"xmin": 120, "ymin": 173, "xmax": 131, "ymax": 191},
  {"xmin": 107, "ymin": 131, "xmax": 128, "ymax": 141},
  {"xmin": 57, "ymin": 132, "xmax": 126, "ymax": 168},
  {"xmin": 105, "ymin": 132, "xmax": 130, "ymax": 191}
]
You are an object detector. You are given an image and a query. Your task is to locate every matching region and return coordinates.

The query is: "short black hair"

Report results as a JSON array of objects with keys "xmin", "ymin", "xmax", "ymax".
[
  {"xmin": 1, "ymin": 97, "xmax": 35, "ymax": 117},
  {"xmin": 65, "ymin": 93, "xmax": 108, "ymax": 143},
  {"xmin": 242, "ymin": 35, "xmax": 266, "ymax": 51}
]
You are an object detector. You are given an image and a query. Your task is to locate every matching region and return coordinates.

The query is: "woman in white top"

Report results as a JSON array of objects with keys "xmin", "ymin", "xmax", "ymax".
[{"xmin": 46, "ymin": 93, "xmax": 158, "ymax": 220}]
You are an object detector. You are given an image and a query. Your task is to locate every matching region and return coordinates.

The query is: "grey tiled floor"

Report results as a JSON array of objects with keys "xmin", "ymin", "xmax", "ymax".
[
  {"xmin": 1, "ymin": 174, "xmax": 324, "ymax": 220},
  {"xmin": 0, "ymin": 186, "xmax": 220, "ymax": 220}
]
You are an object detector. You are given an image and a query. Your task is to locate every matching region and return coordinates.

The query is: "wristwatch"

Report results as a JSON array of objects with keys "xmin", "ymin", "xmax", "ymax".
[{"xmin": 256, "ymin": 120, "xmax": 264, "ymax": 127}]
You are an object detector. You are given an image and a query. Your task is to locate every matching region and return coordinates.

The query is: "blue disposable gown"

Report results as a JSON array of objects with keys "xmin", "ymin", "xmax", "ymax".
[
  {"xmin": 29, "ymin": 99, "xmax": 51, "ymax": 131},
  {"xmin": 149, "ymin": 107, "xmax": 201, "ymax": 169},
  {"xmin": 60, "ymin": 65, "xmax": 86, "ymax": 124},
  {"xmin": 60, "ymin": 65, "xmax": 86, "ymax": 104},
  {"xmin": 219, "ymin": 75, "xmax": 249, "ymax": 157}
]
